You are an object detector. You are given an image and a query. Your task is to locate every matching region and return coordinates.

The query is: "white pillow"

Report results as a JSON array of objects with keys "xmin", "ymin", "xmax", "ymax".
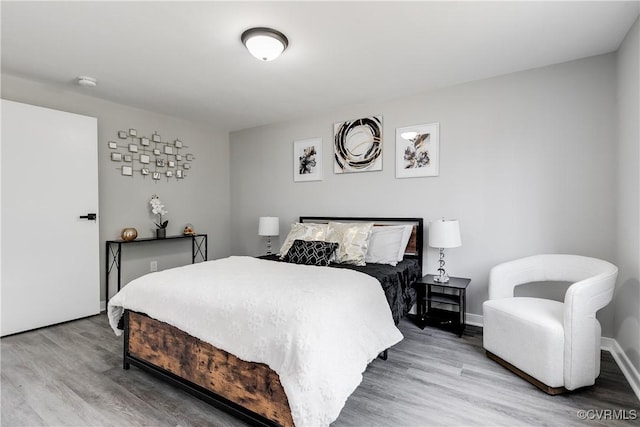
[
  {"xmin": 397, "ymin": 225, "xmax": 415, "ymax": 262},
  {"xmin": 365, "ymin": 226, "xmax": 406, "ymax": 266},
  {"xmin": 326, "ymin": 222, "xmax": 374, "ymax": 266},
  {"xmin": 278, "ymin": 223, "xmax": 328, "ymax": 258}
]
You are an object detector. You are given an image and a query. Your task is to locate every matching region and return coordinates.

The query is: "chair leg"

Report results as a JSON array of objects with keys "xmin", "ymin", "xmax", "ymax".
[{"xmin": 485, "ymin": 351, "xmax": 567, "ymax": 395}]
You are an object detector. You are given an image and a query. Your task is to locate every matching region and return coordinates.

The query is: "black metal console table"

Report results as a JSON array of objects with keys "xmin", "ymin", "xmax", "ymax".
[{"xmin": 105, "ymin": 234, "xmax": 207, "ymax": 303}]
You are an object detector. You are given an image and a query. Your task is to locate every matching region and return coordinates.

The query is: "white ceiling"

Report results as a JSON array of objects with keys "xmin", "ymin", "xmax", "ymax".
[{"xmin": 2, "ymin": 1, "xmax": 638, "ymax": 132}]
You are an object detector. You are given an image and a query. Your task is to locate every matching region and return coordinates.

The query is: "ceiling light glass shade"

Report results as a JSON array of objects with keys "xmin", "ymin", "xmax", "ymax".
[{"xmin": 241, "ymin": 27, "xmax": 288, "ymax": 61}]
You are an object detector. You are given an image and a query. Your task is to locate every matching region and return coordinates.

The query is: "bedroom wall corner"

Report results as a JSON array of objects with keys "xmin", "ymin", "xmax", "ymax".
[
  {"xmin": 1, "ymin": 74, "xmax": 232, "ymax": 305},
  {"xmin": 614, "ymin": 16, "xmax": 640, "ymax": 382}
]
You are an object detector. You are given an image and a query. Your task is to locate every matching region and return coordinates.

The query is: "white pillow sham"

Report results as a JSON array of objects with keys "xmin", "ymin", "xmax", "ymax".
[
  {"xmin": 326, "ymin": 222, "xmax": 374, "ymax": 266},
  {"xmin": 278, "ymin": 222, "xmax": 328, "ymax": 258},
  {"xmin": 396, "ymin": 224, "xmax": 414, "ymax": 262},
  {"xmin": 365, "ymin": 226, "xmax": 407, "ymax": 266}
]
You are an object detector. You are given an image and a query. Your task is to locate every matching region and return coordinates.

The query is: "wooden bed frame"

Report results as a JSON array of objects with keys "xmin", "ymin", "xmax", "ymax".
[{"xmin": 122, "ymin": 217, "xmax": 423, "ymax": 427}]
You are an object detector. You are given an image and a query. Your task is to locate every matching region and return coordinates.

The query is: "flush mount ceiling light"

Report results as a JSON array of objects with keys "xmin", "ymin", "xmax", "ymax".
[
  {"xmin": 241, "ymin": 27, "xmax": 288, "ymax": 61},
  {"xmin": 77, "ymin": 76, "xmax": 97, "ymax": 87}
]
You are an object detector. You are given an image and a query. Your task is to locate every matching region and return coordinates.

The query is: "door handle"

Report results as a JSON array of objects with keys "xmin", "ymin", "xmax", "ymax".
[{"xmin": 80, "ymin": 213, "xmax": 97, "ymax": 220}]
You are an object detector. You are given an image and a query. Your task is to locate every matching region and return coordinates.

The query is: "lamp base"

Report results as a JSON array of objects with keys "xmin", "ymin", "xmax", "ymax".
[{"xmin": 433, "ymin": 273, "xmax": 450, "ymax": 283}]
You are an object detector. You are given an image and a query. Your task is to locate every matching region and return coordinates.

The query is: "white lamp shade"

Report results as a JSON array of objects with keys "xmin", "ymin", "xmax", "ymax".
[
  {"xmin": 258, "ymin": 217, "xmax": 280, "ymax": 236},
  {"xmin": 428, "ymin": 219, "xmax": 461, "ymax": 248}
]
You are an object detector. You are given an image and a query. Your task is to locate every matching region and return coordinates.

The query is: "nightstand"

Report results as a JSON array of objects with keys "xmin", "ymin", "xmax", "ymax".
[{"xmin": 415, "ymin": 274, "xmax": 471, "ymax": 336}]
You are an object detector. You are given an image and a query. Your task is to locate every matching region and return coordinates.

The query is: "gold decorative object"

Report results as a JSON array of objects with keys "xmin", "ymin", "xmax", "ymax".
[
  {"xmin": 121, "ymin": 228, "xmax": 138, "ymax": 241},
  {"xmin": 183, "ymin": 224, "xmax": 196, "ymax": 235}
]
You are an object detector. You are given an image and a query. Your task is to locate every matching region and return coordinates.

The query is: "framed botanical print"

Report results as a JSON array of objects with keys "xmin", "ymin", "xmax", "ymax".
[
  {"xmin": 395, "ymin": 122, "xmax": 440, "ymax": 178},
  {"xmin": 293, "ymin": 137, "xmax": 322, "ymax": 182}
]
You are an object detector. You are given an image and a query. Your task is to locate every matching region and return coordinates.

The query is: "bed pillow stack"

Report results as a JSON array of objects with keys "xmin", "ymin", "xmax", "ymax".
[{"xmin": 279, "ymin": 221, "xmax": 414, "ymax": 267}]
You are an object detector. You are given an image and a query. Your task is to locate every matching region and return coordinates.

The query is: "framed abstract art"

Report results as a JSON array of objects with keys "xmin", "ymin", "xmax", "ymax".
[{"xmin": 334, "ymin": 115, "xmax": 383, "ymax": 173}]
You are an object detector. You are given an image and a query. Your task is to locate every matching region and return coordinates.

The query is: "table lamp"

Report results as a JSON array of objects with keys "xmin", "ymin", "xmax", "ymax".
[
  {"xmin": 258, "ymin": 217, "xmax": 280, "ymax": 255},
  {"xmin": 428, "ymin": 219, "xmax": 461, "ymax": 283}
]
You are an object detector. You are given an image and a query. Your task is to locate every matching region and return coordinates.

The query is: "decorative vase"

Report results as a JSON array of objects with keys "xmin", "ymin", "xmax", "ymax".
[
  {"xmin": 121, "ymin": 228, "xmax": 138, "ymax": 241},
  {"xmin": 156, "ymin": 228, "xmax": 166, "ymax": 239}
]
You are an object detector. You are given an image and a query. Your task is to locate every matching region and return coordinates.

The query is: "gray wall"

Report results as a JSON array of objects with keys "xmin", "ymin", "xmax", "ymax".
[
  {"xmin": 230, "ymin": 54, "xmax": 619, "ymax": 331},
  {"xmin": 1, "ymin": 74, "xmax": 231, "ymax": 303},
  {"xmin": 615, "ymin": 17, "xmax": 640, "ymax": 374}
]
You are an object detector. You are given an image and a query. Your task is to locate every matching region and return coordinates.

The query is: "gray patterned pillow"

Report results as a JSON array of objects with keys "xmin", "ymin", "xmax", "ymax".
[{"xmin": 283, "ymin": 240, "xmax": 338, "ymax": 266}]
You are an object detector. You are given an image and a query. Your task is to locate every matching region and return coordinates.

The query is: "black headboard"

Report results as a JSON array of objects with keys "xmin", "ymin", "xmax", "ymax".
[{"xmin": 299, "ymin": 216, "xmax": 424, "ymax": 269}]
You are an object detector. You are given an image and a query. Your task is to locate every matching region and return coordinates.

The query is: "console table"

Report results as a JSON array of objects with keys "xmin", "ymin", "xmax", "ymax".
[{"xmin": 105, "ymin": 234, "xmax": 208, "ymax": 302}]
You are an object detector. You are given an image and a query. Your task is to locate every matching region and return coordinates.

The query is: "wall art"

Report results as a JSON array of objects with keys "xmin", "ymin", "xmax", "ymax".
[
  {"xmin": 293, "ymin": 137, "xmax": 323, "ymax": 182},
  {"xmin": 395, "ymin": 122, "xmax": 440, "ymax": 178},
  {"xmin": 334, "ymin": 115, "xmax": 382, "ymax": 173},
  {"xmin": 108, "ymin": 128, "xmax": 194, "ymax": 182}
]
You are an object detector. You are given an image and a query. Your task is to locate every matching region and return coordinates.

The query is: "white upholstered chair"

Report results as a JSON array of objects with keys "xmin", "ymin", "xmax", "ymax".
[{"xmin": 482, "ymin": 254, "xmax": 618, "ymax": 394}]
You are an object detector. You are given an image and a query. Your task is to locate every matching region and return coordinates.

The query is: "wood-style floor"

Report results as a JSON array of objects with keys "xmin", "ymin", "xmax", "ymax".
[{"xmin": 1, "ymin": 313, "xmax": 638, "ymax": 427}]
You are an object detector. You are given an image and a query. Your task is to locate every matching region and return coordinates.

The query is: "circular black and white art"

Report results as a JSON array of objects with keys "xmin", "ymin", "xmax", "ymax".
[{"xmin": 333, "ymin": 116, "xmax": 382, "ymax": 173}]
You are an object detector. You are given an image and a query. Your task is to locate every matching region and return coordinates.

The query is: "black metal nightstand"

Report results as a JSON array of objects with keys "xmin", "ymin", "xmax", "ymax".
[{"xmin": 415, "ymin": 274, "xmax": 471, "ymax": 336}]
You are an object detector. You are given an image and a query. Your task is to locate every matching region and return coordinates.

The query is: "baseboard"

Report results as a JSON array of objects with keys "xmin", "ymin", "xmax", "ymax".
[
  {"xmin": 601, "ymin": 337, "xmax": 640, "ymax": 401},
  {"xmin": 100, "ymin": 300, "xmax": 106, "ymax": 312},
  {"xmin": 466, "ymin": 312, "xmax": 484, "ymax": 327}
]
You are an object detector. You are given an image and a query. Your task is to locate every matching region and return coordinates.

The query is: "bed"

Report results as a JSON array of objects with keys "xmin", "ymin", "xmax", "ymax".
[{"xmin": 108, "ymin": 216, "xmax": 423, "ymax": 427}]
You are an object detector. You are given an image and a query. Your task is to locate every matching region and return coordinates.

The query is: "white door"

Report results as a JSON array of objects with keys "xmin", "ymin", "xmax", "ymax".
[{"xmin": 1, "ymin": 99, "xmax": 100, "ymax": 336}]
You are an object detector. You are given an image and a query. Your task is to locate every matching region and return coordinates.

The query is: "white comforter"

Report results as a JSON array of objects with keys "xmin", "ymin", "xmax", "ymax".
[{"xmin": 107, "ymin": 256, "xmax": 403, "ymax": 426}]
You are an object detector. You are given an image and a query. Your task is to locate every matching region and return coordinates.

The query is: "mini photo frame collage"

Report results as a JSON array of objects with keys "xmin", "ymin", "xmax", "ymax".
[{"xmin": 108, "ymin": 129, "xmax": 194, "ymax": 181}]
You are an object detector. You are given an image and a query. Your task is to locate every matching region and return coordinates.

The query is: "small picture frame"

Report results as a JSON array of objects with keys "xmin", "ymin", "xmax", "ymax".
[
  {"xmin": 129, "ymin": 144, "xmax": 138, "ymax": 153},
  {"xmin": 122, "ymin": 166, "xmax": 133, "ymax": 176},
  {"xmin": 164, "ymin": 145, "xmax": 173, "ymax": 155},
  {"xmin": 153, "ymin": 148, "xmax": 161, "ymax": 155},
  {"xmin": 175, "ymin": 139, "xmax": 183, "ymax": 148},
  {"xmin": 129, "ymin": 129, "xmax": 137, "ymax": 137},
  {"xmin": 293, "ymin": 137, "xmax": 323, "ymax": 182},
  {"xmin": 140, "ymin": 137, "xmax": 150, "ymax": 146},
  {"xmin": 111, "ymin": 152, "xmax": 122, "ymax": 161},
  {"xmin": 395, "ymin": 122, "xmax": 440, "ymax": 178},
  {"xmin": 168, "ymin": 160, "xmax": 175, "ymax": 168},
  {"xmin": 123, "ymin": 154, "xmax": 132, "ymax": 162},
  {"xmin": 152, "ymin": 133, "xmax": 161, "ymax": 142},
  {"xmin": 184, "ymin": 163, "xmax": 191, "ymax": 169},
  {"xmin": 118, "ymin": 131, "xmax": 128, "ymax": 139},
  {"xmin": 186, "ymin": 154, "xmax": 194, "ymax": 161},
  {"xmin": 156, "ymin": 159, "xmax": 166, "ymax": 167},
  {"xmin": 152, "ymin": 172, "xmax": 161, "ymax": 180},
  {"xmin": 108, "ymin": 141, "xmax": 118, "ymax": 149},
  {"xmin": 175, "ymin": 154, "xmax": 182, "ymax": 161},
  {"xmin": 166, "ymin": 170, "xmax": 173, "ymax": 177},
  {"xmin": 141, "ymin": 168, "xmax": 150, "ymax": 175},
  {"xmin": 176, "ymin": 170, "xmax": 184, "ymax": 179},
  {"xmin": 140, "ymin": 154, "xmax": 150, "ymax": 164}
]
